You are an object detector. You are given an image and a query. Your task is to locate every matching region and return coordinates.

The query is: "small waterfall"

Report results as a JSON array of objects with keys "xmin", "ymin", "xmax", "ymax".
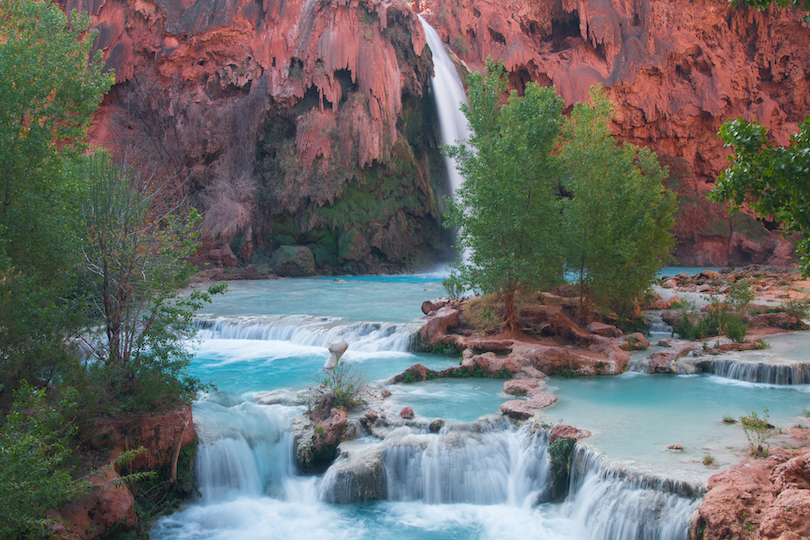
[
  {"xmin": 701, "ymin": 359, "xmax": 810, "ymax": 384},
  {"xmin": 382, "ymin": 423, "xmax": 550, "ymax": 506},
  {"xmin": 194, "ymin": 401, "xmax": 299, "ymax": 503},
  {"xmin": 419, "ymin": 17, "xmax": 472, "ymax": 198},
  {"xmin": 565, "ymin": 446, "xmax": 702, "ymax": 540},
  {"xmin": 196, "ymin": 315, "xmax": 418, "ymax": 352},
  {"xmin": 646, "ymin": 312, "xmax": 673, "ymax": 335}
]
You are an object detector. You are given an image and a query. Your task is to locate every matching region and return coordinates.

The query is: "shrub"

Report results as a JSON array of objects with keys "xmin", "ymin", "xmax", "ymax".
[
  {"xmin": 724, "ymin": 314, "xmax": 750, "ymax": 343},
  {"xmin": 442, "ymin": 276, "xmax": 465, "ymax": 300},
  {"xmin": 740, "ymin": 407, "xmax": 772, "ymax": 458},
  {"xmin": 726, "ymin": 280, "xmax": 755, "ymax": 314},
  {"xmin": 314, "ymin": 362, "xmax": 365, "ymax": 414},
  {"xmin": 702, "ymin": 454, "xmax": 715, "ymax": 466},
  {"xmin": 0, "ymin": 385, "xmax": 88, "ymax": 538}
]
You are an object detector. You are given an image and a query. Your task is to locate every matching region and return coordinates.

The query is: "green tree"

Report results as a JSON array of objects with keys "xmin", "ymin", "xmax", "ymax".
[
  {"xmin": 560, "ymin": 87, "xmax": 676, "ymax": 320},
  {"xmin": 76, "ymin": 153, "xmax": 225, "ymax": 412},
  {"xmin": 710, "ymin": 118, "xmax": 810, "ymax": 275},
  {"xmin": 0, "ymin": 384, "xmax": 88, "ymax": 539},
  {"xmin": 444, "ymin": 59, "xmax": 565, "ymax": 331},
  {"xmin": 0, "ymin": 0, "xmax": 113, "ymax": 405}
]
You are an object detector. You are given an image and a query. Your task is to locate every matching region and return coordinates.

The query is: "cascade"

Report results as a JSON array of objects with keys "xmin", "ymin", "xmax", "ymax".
[
  {"xmin": 565, "ymin": 446, "xmax": 702, "ymax": 540},
  {"xmin": 196, "ymin": 315, "xmax": 418, "ymax": 352},
  {"xmin": 193, "ymin": 400, "xmax": 299, "ymax": 502},
  {"xmin": 419, "ymin": 17, "xmax": 472, "ymax": 198},
  {"xmin": 383, "ymin": 422, "xmax": 548, "ymax": 505},
  {"xmin": 701, "ymin": 358, "xmax": 810, "ymax": 384}
]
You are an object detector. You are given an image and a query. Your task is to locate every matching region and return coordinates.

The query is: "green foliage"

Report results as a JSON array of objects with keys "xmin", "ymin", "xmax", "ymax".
[
  {"xmin": 444, "ymin": 59, "xmax": 565, "ymax": 330},
  {"xmin": 724, "ymin": 313, "xmax": 750, "ymax": 343},
  {"xmin": 314, "ymin": 362, "xmax": 366, "ymax": 413},
  {"xmin": 731, "ymin": 0, "xmax": 810, "ymax": 21},
  {"xmin": 0, "ymin": 384, "xmax": 89, "ymax": 539},
  {"xmin": 0, "ymin": 0, "xmax": 114, "ymax": 405},
  {"xmin": 442, "ymin": 276, "xmax": 465, "ymax": 300},
  {"xmin": 702, "ymin": 453, "xmax": 715, "ymax": 466},
  {"xmin": 727, "ymin": 280, "xmax": 755, "ymax": 314},
  {"xmin": 76, "ymin": 153, "xmax": 226, "ymax": 413},
  {"xmin": 560, "ymin": 86, "xmax": 677, "ymax": 320},
  {"xmin": 710, "ymin": 118, "xmax": 810, "ymax": 275},
  {"xmin": 740, "ymin": 407, "xmax": 773, "ymax": 457},
  {"xmin": 547, "ymin": 437, "xmax": 577, "ymax": 501}
]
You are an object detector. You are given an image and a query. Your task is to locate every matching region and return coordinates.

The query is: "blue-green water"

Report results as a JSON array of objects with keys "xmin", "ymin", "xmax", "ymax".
[{"xmin": 152, "ymin": 270, "xmax": 810, "ymax": 540}]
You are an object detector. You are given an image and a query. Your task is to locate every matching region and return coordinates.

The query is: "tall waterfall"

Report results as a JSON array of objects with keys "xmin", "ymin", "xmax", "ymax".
[{"xmin": 419, "ymin": 17, "xmax": 472, "ymax": 198}]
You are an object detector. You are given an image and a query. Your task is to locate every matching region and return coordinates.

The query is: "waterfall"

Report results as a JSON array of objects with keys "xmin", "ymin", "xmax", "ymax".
[
  {"xmin": 419, "ymin": 17, "xmax": 472, "ymax": 199},
  {"xmin": 196, "ymin": 315, "xmax": 418, "ymax": 353},
  {"xmin": 701, "ymin": 359, "xmax": 810, "ymax": 384},
  {"xmin": 194, "ymin": 401, "xmax": 299, "ymax": 503},
  {"xmin": 565, "ymin": 446, "xmax": 702, "ymax": 540}
]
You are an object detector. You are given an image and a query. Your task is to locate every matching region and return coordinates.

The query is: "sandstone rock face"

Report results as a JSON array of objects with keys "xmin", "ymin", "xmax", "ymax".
[
  {"xmin": 69, "ymin": 0, "xmax": 452, "ymax": 274},
  {"xmin": 56, "ymin": 466, "xmax": 138, "ymax": 540},
  {"xmin": 691, "ymin": 447, "xmax": 810, "ymax": 540},
  {"xmin": 91, "ymin": 406, "xmax": 196, "ymax": 471},
  {"xmin": 420, "ymin": 0, "xmax": 810, "ymax": 268}
]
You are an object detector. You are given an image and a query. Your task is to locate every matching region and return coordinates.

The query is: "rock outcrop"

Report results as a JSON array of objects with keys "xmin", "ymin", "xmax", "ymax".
[
  {"xmin": 419, "ymin": 0, "xmax": 810, "ymax": 268},
  {"xmin": 691, "ymin": 447, "xmax": 810, "ymax": 540},
  {"xmin": 63, "ymin": 0, "xmax": 809, "ymax": 271},
  {"xmin": 52, "ymin": 406, "xmax": 197, "ymax": 539},
  {"xmin": 67, "ymin": 0, "xmax": 453, "ymax": 274}
]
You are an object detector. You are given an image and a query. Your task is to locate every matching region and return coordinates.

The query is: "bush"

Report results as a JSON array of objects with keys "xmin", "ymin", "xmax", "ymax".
[
  {"xmin": 0, "ymin": 385, "xmax": 88, "ymax": 539},
  {"xmin": 740, "ymin": 407, "xmax": 772, "ymax": 457},
  {"xmin": 724, "ymin": 314, "xmax": 750, "ymax": 343},
  {"xmin": 314, "ymin": 363, "xmax": 365, "ymax": 414},
  {"xmin": 442, "ymin": 276, "xmax": 465, "ymax": 300}
]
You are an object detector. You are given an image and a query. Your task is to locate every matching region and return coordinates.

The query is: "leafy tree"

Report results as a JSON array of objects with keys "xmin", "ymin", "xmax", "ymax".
[
  {"xmin": 76, "ymin": 153, "xmax": 225, "ymax": 412},
  {"xmin": 560, "ymin": 86, "xmax": 676, "ymax": 320},
  {"xmin": 0, "ymin": 0, "xmax": 113, "ymax": 405},
  {"xmin": 709, "ymin": 118, "xmax": 810, "ymax": 275},
  {"xmin": 444, "ymin": 59, "xmax": 565, "ymax": 331},
  {"xmin": 0, "ymin": 384, "xmax": 88, "ymax": 539}
]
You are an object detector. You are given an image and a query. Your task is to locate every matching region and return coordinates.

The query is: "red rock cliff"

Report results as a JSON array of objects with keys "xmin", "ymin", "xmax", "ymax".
[
  {"xmin": 420, "ymin": 0, "xmax": 810, "ymax": 267},
  {"xmin": 67, "ymin": 0, "xmax": 809, "ymax": 270},
  {"xmin": 66, "ymin": 0, "xmax": 452, "ymax": 274}
]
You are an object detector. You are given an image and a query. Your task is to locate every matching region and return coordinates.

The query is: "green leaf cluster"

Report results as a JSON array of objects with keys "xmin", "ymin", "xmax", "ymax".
[
  {"xmin": 444, "ymin": 59, "xmax": 565, "ymax": 329},
  {"xmin": 75, "ymin": 153, "xmax": 226, "ymax": 413},
  {"xmin": 0, "ymin": 384, "xmax": 88, "ymax": 539},
  {"xmin": 561, "ymin": 87, "xmax": 677, "ymax": 319},
  {"xmin": 710, "ymin": 118, "xmax": 810, "ymax": 275},
  {"xmin": 444, "ymin": 62, "xmax": 676, "ymax": 325},
  {"xmin": 0, "ymin": 0, "xmax": 114, "ymax": 406}
]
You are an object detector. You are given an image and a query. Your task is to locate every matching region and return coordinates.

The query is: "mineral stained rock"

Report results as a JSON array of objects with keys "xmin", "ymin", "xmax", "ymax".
[
  {"xmin": 420, "ymin": 0, "xmax": 810, "ymax": 268},
  {"xmin": 65, "ymin": 0, "xmax": 810, "ymax": 270},
  {"xmin": 67, "ymin": 0, "xmax": 452, "ymax": 274}
]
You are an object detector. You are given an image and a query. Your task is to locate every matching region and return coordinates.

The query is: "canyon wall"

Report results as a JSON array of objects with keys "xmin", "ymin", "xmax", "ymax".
[
  {"xmin": 419, "ymin": 0, "xmax": 810, "ymax": 267},
  {"xmin": 67, "ymin": 0, "xmax": 810, "ymax": 272},
  {"xmin": 65, "ymin": 0, "xmax": 453, "ymax": 274}
]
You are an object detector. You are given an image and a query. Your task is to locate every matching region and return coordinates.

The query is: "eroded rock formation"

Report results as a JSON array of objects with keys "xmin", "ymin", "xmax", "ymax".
[
  {"xmin": 419, "ymin": 0, "xmax": 810, "ymax": 267},
  {"xmin": 66, "ymin": 0, "xmax": 453, "ymax": 274},
  {"xmin": 64, "ymin": 0, "xmax": 810, "ymax": 271}
]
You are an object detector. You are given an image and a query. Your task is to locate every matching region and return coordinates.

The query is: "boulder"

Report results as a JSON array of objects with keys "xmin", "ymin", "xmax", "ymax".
[
  {"xmin": 647, "ymin": 343, "xmax": 702, "ymax": 373},
  {"xmin": 90, "ymin": 406, "xmax": 195, "ymax": 471},
  {"xmin": 324, "ymin": 339, "xmax": 349, "ymax": 370},
  {"xmin": 549, "ymin": 424, "xmax": 591, "ymax": 443},
  {"xmin": 587, "ymin": 322, "xmax": 623, "ymax": 338},
  {"xmin": 269, "ymin": 246, "xmax": 316, "ymax": 277},
  {"xmin": 418, "ymin": 306, "xmax": 460, "ymax": 348},
  {"xmin": 320, "ymin": 444, "xmax": 388, "ymax": 503},
  {"xmin": 55, "ymin": 466, "xmax": 137, "ymax": 540},
  {"xmin": 399, "ymin": 406, "xmax": 414, "ymax": 419}
]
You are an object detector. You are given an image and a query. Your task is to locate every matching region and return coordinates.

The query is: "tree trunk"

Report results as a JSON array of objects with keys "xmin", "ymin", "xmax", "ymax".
[{"xmin": 502, "ymin": 288, "xmax": 522, "ymax": 332}]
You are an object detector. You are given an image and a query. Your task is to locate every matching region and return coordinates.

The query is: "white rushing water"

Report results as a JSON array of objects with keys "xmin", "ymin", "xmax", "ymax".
[{"xmin": 419, "ymin": 16, "xmax": 472, "ymax": 198}]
